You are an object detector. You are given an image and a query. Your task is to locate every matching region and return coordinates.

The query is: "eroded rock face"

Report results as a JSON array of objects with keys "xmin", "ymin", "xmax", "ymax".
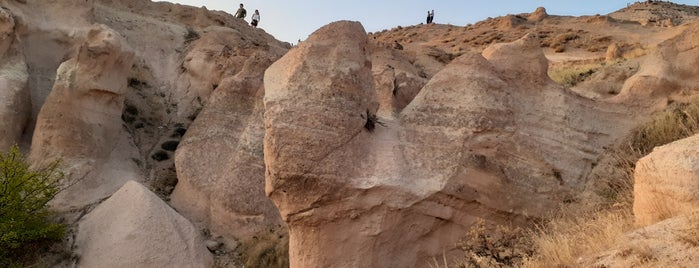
[
  {"xmin": 29, "ymin": 25, "xmax": 141, "ymax": 210},
  {"xmin": 614, "ymin": 21, "xmax": 699, "ymax": 105},
  {"xmin": 0, "ymin": 8, "xmax": 30, "ymax": 150},
  {"xmin": 171, "ymin": 50, "xmax": 284, "ymax": 243},
  {"xmin": 76, "ymin": 180, "xmax": 212, "ymax": 267},
  {"xmin": 264, "ymin": 21, "xmax": 635, "ymax": 267},
  {"xmin": 634, "ymin": 134, "xmax": 699, "ymax": 226}
]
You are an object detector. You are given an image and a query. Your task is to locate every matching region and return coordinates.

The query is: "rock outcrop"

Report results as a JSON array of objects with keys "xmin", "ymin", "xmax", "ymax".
[
  {"xmin": 613, "ymin": 20, "xmax": 699, "ymax": 105},
  {"xmin": 170, "ymin": 48, "xmax": 285, "ymax": 243},
  {"xmin": 584, "ymin": 210, "xmax": 699, "ymax": 267},
  {"xmin": 0, "ymin": 8, "xmax": 30, "ymax": 150},
  {"xmin": 29, "ymin": 25, "xmax": 141, "ymax": 210},
  {"xmin": 264, "ymin": 21, "xmax": 635, "ymax": 267},
  {"xmin": 634, "ymin": 134, "xmax": 699, "ymax": 226},
  {"xmin": 76, "ymin": 180, "xmax": 212, "ymax": 267}
]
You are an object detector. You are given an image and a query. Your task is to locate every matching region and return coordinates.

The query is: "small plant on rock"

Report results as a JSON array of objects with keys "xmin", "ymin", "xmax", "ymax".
[{"xmin": 0, "ymin": 145, "xmax": 65, "ymax": 265}]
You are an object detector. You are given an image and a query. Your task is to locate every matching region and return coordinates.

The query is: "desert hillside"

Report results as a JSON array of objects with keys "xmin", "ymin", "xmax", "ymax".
[{"xmin": 1, "ymin": 0, "xmax": 699, "ymax": 267}]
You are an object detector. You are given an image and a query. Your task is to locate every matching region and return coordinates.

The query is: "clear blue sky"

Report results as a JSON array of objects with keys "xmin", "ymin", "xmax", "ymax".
[{"xmin": 165, "ymin": 1, "xmax": 699, "ymax": 43}]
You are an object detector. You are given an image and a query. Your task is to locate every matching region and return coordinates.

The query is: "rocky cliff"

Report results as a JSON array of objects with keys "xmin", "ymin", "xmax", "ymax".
[{"xmin": 3, "ymin": 0, "xmax": 699, "ymax": 267}]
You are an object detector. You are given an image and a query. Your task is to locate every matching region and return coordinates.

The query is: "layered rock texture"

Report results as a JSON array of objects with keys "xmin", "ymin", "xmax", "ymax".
[
  {"xmin": 263, "ymin": 21, "xmax": 636, "ymax": 267},
  {"xmin": 76, "ymin": 180, "xmax": 212, "ymax": 267},
  {"xmin": 6, "ymin": 0, "xmax": 699, "ymax": 266},
  {"xmin": 170, "ymin": 48, "xmax": 286, "ymax": 242}
]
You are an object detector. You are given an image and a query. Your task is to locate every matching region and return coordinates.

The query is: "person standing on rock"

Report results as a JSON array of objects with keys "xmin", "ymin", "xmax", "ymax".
[
  {"xmin": 251, "ymin": 9, "xmax": 260, "ymax": 28},
  {"xmin": 426, "ymin": 10, "xmax": 431, "ymax": 24},
  {"xmin": 234, "ymin": 3, "xmax": 247, "ymax": 20},
  {"xmin": 429, "ymin": 10, "xmax": 435, "ymax": 23}
]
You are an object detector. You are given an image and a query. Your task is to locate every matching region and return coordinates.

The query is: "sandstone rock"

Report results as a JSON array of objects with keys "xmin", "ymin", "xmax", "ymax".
[
  {"xmin": 606, "ymin": 43, "xmax": 622, "ymax": 62},
  {"xmin": 265, "ymin": 21, "xmax": 634, "ymax": 267},
  {"xmin": 0, "ymin": 8, "xmax": 30, "ymax": 150},
  {"xmin": 29, "ymin": 25, "xmax": 141, "ymax": 210},
  {"xmin": 171, "ymin": 50, "xmax": 284, "ymax": 243},
  {"xmin": 634, "ymin": 134, "xmax": 699, "ymax": 226},
  {"xmin": 583, "ymin": 210, "xmax": 699, "ymax": 267},
  {"xmin": 528, "ymin": 7, "xmax": 548, "ymax": 22},
  {"xmin": 370, "ymin": 43, "xmax": 428, "ymax": 118},
  {"xmin": 76, "ymin": 180, "xmax": 212, "ymax": 267},
  {"xmin": 613, "ymin": 20, "xmax": 699, "ymax": 104}
]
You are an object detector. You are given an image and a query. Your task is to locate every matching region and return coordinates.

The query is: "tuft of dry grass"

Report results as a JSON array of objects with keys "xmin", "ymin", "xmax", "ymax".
[
  {"xmin": 548, "ymin": 63, "xmax": 602, "ymax": 87},
  {"xmin": 521, "ymin": 207, "xmax": 633, "ymax": 268},
  {"xmin": 239, "ymin": 226, "xmax": 289, "ymax": 268}
]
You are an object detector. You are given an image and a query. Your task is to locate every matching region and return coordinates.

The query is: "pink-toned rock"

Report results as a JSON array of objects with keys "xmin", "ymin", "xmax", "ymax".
[
  {"xmin": 264, "ymin": 21, "xmax": 636, "ymax": 267},
  {"xmin": 29, "ymin": 25, "xmax": 141, "ymax": 210},
  {"xmin": 634, "ymin": 134, "xmax": 699, "ymax": 226},
  {"xmin": 0, "ymin": 8, "xmax": 30, "ymax": 150},
  {"xmin": 76, "ymin": 180, "xmax": 212, "ymax": 267},
  {"xmin": 171, "ymin": 50, "xmax": 284, "ymax": 243}
]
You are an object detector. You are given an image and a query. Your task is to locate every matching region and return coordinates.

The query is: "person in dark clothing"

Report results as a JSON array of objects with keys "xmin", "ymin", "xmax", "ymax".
[{"xmin": 234, "ymin": 3, "xmax": 247, "ymax": 19}]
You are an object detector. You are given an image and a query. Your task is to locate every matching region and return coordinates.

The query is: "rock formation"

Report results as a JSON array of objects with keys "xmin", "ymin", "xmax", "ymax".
[
  {"xmin": 584, "ymin": 210, "xmax": 699, "ymax": 267},
  {"xmin": 76, "ymin": 180, "xmax": 212, "ymax": 267},
  {"xmin": 613, "ymin": 20, "xmax": 699, "ymax": 105},
  {"xmin": 0, "ymin": 8, "xmax": 30, "ymax": 150},
  {"xmin": 634, "ymin": 134, "xmax": 699, "ymax": 226},
  {"xmin": 170, "ymin": 47, "xmax": 285, "ymax": 243},
  {"xmin": 29, "ymin": 25, "xmax": 141, "ymax": 210},
  {"xmin": 264, "ymin": 21, "xmax": 636, "ymax": 267}
]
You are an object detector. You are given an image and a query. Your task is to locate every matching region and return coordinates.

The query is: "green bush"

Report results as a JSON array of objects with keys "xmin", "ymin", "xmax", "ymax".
[{"xmin": 0, "ymin": 145, "xmax": 65, "ymax": 265}]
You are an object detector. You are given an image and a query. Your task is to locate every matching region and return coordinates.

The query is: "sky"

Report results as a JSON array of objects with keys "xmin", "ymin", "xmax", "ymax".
[{"xmin": 164, "ymin": 1, "xmax": 699, "ymax": 43}]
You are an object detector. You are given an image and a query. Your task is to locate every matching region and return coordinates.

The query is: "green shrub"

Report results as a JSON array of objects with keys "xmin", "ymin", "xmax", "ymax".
[{"xmin": 0, "ymin": 145, "xmax": 65, "ymax": 265}]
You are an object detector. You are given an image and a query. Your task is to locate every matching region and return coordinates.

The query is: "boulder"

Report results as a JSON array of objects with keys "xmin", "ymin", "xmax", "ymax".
[
  {"xmin": 634, "ymin": 134, "xmax": 699, "ymax": 226},
  {"xmin": 29, "ymin": 25, "xmax": 141, "ymax": 210},
  {"xmin": 264, "ymin": 21, "xmax": 636, "ymax": 267},
  {"xmin": 171, "ymin": 50, "xmax": 284, "ymax": 243},
  {"xmin": 583, "ymin": 210, "xmax": 699, "ymax": 267},
  {"xmin": 76, "ymin": 180, "xmax": 212, "ymax": 267},
  {"xmin": 0, "ymin": 8, "xmax": 30, "ymax": 150},
  {"xmin": 528, "ymin": 7, "xmax": 548, "ymax": 22}
]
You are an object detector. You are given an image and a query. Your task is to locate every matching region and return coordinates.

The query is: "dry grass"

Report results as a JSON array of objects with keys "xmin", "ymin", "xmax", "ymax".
[
  {"xmin": 521, "ymin": 207, "xmax": 633, "ymax": 268},
  {"xmin": 517, "ymin": 98, "xmax": 699, "ymax": 267},
  {"xmin": 239, "ymin": 226, "xmax": 289, "ymax": 268},
  {"xmin": 548, "ymin": 63, "xmax": 603, "ymax": 87}
]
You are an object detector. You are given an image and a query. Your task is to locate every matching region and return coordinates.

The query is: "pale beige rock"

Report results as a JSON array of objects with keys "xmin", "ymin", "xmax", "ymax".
[
  {"xmin": 370, "ymin": 43, "xmax": 429, "ymax": 118},
  {"xmin": 0, "ymin": 9, "xmax": 30, "ymax": 150},
  {"xmin": 583, "ymin": 210, "xmax": 699, "ymax": 268},
  {"xmin": 30, "ymin": 25, "xmax": 141, "ymax": 210},
  {"xmin": 76, "ymin": 180, "xmax": 213, "ymax": 268},
  {"xmin": 264, "ymin": 21, "xmax": 635, "ymax": 267},
  {"xmin": 634, "ymin": 134, "xmax": 699, "ymax": 226},
  {"xmin": 171, "ymin": 50, "xmax": 284, "ymax": 243}
]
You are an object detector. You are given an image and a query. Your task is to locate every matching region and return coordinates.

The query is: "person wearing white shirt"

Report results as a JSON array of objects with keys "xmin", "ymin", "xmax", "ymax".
[{"xmin": 251, "ymin": 10, "xmax": 260, "ymax": 28}]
